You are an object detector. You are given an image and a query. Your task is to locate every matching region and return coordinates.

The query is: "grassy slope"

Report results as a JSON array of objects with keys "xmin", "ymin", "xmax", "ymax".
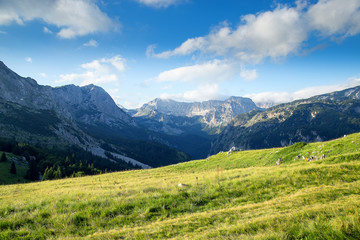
[
  {"xmin": 0, "ymin": 153, "xmax": 29, "ymax": 185},
  {"xmin": 1, "ymin": 134, "xmax": 360, "ymax": 239}
]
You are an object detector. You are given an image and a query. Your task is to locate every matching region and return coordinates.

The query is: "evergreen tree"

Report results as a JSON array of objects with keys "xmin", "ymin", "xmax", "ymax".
[
  {"xmin": 25, "ymin": 157, "xmax": 39, "ymax": 180},
  {"xmin": 10, "ymin": 161, "xmax": 16, "ymax": 174},
  {"xmin": 0, "ymin": 153, "xmax": 7, "ymax": 162},
  {"xmin": 54, "ymin": 166, "xmax": 62, "ymax": 179},
  {"xmin": 43, "ymin": 167, "xmax": 54, "ymax": 180}
]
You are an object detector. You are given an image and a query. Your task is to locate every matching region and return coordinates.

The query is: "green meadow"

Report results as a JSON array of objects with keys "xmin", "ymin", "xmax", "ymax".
[{"xmin": 1, "ymin": 133, "xmax": 360, "ymax": 239}]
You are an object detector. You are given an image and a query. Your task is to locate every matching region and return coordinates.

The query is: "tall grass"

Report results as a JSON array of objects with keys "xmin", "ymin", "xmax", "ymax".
[{"xmin": 1, "ymin": 133, "xmax": 360, "ymax": 239}]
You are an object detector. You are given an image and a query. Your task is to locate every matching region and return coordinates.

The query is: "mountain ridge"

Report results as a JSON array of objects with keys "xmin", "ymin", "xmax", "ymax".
[
  {"xmin": 133, "ymin": 96, "xmax": 260, "ymax": 129},
  {"xmin": 130, "ymin": 96, "xmax": 261, "ymax": 159},
  {"xmin": 0, "ymin": 61, "xmax": 190, "ymax": 169},
  {"xmin": 210, "ymin": 85, "xmax": 360, "ymax": 154}
]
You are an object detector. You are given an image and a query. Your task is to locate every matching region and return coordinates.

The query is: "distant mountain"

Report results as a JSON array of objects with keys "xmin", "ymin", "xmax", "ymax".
[
  {"xmin": 210, "ymin": 86, "xmax": 360, "ymax": 154},
  {"xmin": 0, "ymin": 61, "xmax": 190, "ymax": 169},
  {"xmin": 130, "ymin": 97, "xmax": 260, "ymax": 158},
  {"xmin": 134, "ymin": 97, "xmax": 259, "ymax": 130}
]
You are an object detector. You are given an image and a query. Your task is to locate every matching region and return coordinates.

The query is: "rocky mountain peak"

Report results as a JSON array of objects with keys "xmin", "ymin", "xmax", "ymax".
[
  {"xmin": 0, "ymin": 62, "xmax": 53, "ymax": 109},
  {"xmin": 53, "ymin": 84, "xmax": 134, "ymax": 127},
  {"xmin": 0, "ymin": 61, "xmax": 134, "ymax": 128},
  {"xmin": 133, "ymin": 96, "xmax": 260, "ymax": 129}
]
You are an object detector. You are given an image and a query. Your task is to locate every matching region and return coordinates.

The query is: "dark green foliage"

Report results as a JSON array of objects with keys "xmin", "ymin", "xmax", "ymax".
[
  {"xmin": 0, "ymin": 139, "xmax": 141, "ymax": 183},
  {"xmin": 9, "ymin": 161, "xmax": 16, "ymax": 174},
  {"xmin": 53, "ymin": 166, "xmax": 62, "ymax": 179},
  {"xmin": 25, "ymin": 157, "xmax": 38, "ymax": 181},
  {"xmin": 0, "ymin": 153, "xmax": 7, "ymax": 162},
  {"xmin": 42, "ymin": 167, "xmax": 54, "ymax": 181},
  {"xmin": 133, "ymin": 113, "xmax": 215, "ymax": 159},
  {"xmin": 0, "ymin": 101, "xmax": 59, "ymax": 137},
  {"xmin": 82, "ymin": 124, "xmax": 191, "ymax": 167}
]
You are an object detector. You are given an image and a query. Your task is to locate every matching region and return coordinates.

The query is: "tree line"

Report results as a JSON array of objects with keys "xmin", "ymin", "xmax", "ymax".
[{"xmin": 0, "ymin": 138, "xmax": 140, "ymax": 181}]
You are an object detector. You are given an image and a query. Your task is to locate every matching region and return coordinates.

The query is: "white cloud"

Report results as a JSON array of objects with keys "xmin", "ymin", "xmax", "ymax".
[
  {"xmin": 83, "ymin": 39, "xmax": 98, "ymax": 47},
  {"xmin": 0, "ymin": 30, "xmax": 7, "ymax": 34},
  {"xmin": 245, "ymin": 77, "xmax": 360, "ymax": 108},
  {"xmin": 240, "ymin": 67, "xmax": 258, "ymax": 81},
  {"xmin": 135, "ymin": 0, "xmax": 182, "ymax": 8},
  {"xmin": 25, "ymin": 57, "xmax": 32, "ymax": 63},
  {"xmin": 151, "ymin": 37, "xmax": 207, "ymax": 58},
  {"xmin": 306, "ymin": 0, "xmax": 360, "ymax": 37},
  {"xmin": 43, "ymin": 26, "xmax": 52, "ymax": 34},
  {"xmin": 39, "ymin": 73, "xmax": 47, "ymax": 78},
  {"xmin": 0, "ymin": 0, "xmax": 116, "ymax": 39},
  {"xmin": 244, "ymin": 91, "xmax": 294, "ymax": 108},
  {"xmin": 57, "ymin": 55, "xmax": 126, "ymax": 86},
  {"xmin": 152, "ymin": 0, "xmax": 360, "ymax": 62},
  {"xmin": 153, "ymin": 5, "xmax": 306, "ymax": 62},
  {"xmin": 160, "ymin": 83, "xmax": 224, "ymax": 102},
  {"xmin": 155, "ymin": 59, "xmax": 237, "ymax": 83}
]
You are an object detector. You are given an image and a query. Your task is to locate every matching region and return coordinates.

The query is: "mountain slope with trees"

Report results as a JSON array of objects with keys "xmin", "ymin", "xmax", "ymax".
[
  {"xmin": 211, "ymin": 86, "xmax": 360, "ymax": 154},
  {"xmin": 0, "ymin": 61, "xmax": 190, "ymax": 181}
]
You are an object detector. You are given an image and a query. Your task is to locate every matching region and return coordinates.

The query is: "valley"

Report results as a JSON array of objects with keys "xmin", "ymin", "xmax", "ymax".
[{"xmin": 2, "ymin": 60, "xmax": 360, "ymax": 183}]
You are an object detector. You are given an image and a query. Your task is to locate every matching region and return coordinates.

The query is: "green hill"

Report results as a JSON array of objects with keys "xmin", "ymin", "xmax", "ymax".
[
  {"xmin": 1, "ymin": 134, "xmax": 360, "ymax": 239},
  {"xmin": 0, "ymin": 153, "xmax": 29, "ymax": 185}
]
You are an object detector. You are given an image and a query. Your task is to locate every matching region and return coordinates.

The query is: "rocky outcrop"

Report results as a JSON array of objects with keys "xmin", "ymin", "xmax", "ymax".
[{"xmin": 53, "ymin": 84, "xmax": 135, "ymax": 128}]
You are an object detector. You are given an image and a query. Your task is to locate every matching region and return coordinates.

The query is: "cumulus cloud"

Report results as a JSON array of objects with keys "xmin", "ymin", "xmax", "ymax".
[
  {"xmin": 58, "ymin": 55, "xmax": 126, "ymax": 86},
  {"xmin": 152, "ymin": 0, "xmax": 360, "ymax": 62},
  {"xmin": 135, "ymin": 0, "xmax": 183, "ymax": 8},
  {"xmin": 152, "ymin": 5, "xmax": 306, "ymax": 62},
  {"xmin": 25, "ymin": 57, "xmax": 32, "ymax": 63},
  {"xmin": 159, "ymin": 83, "xmax": 224, "ymax": 102},
  {"xmin": 83, "ymin": 39, "xmax": 98, "ymax": 47},
  {"xmin": 155, "ymin": 59, "xmax": 237, "ymax": 83},
  {"xmin": 0, "ymin": 0, "xmax": 116, "ymax": 39},
  {"xmin": 240, "ymin": 67, "xmax": 258, "ymax": 81},
  {"xmin": 306, "ymin": 0, "xmax": 360, "ymax": 37},
  {"xmin": 245, "ymin": 77, "xmax": 360, "ymax": 108}
]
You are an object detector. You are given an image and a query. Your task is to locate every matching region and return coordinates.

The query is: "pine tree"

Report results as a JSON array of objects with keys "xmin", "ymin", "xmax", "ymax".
[
  {"xmin": 25, "ymin": 157, "xmax": 39, "ymax": 180},
  {"xmin": 0, "ymin": 153, "xmax": 7, "ymax": 162},
  {"xmin": 43, "ymin": 167, "xmax": 54, "ymax": 180},
  {"xmin": 54, "ymin": 166, "xmax": 62, "ymax": 179},
  {"xmin": 10, "ymin": 161, "xmax": 16, "ymax": 174}
]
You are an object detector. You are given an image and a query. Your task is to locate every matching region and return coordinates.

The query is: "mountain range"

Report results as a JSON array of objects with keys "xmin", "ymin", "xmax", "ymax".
[
  {"xmin": 2, "ymin": 60, "xmax": 360, "ymax": 176},
  {"xmin": 210, "ymin": 86, "xmax": 360, "ymax": 154},
  {"xmin": 129, "ymin": 96, "xmax": 260, "ymax": 158},
  {"xmin": 0, "ymin": 61, "xmax": 189, "ymax": 169}
]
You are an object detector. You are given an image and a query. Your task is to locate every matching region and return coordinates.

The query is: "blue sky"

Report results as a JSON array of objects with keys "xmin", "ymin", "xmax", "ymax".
[{"xmin": 0, "ymin": 0, "xmax": 360, "ymax": 108}]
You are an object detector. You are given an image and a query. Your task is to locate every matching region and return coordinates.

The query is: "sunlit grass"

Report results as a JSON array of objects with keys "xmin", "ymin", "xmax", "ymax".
[{"xmin": 1, "ymin": 133, "xmax": 360, "ymax": 239}]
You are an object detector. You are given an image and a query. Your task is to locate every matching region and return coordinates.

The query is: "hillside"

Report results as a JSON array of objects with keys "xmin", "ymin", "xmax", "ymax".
[
  {"xmin": 0, "ymin": 61, "xmax": 190, "ymax": 171},
  {"xmin": 1, "ymin": 133, "xmax": 360, "ymax": 239},
  {"xmin": 211, "ymin": 86, "xmax": 360, "ymax": 154}
]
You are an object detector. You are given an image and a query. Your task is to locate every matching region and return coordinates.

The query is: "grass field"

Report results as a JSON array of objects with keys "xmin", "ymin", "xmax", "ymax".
[
  {"xmin": 0, "ymin": 153, "xmax": 29, "ymax": 185},
  {"xmin": 1, "ymin": 134, "xmax": 360, "ymax": 239}
]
